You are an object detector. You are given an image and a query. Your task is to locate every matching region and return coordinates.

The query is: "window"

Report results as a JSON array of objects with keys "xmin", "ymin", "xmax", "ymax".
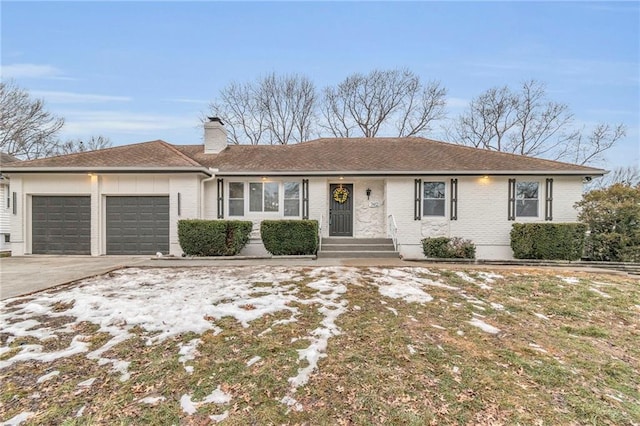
[
  {"xmin": 228, "ymin": 182, "xmax": 244, "ymax": 216},
  {"xmin": 423, "ymin": 181, "xmax": 445, "ymax": 216},
  {"xmin": 4, "ymin": 234, "xmax": 9, "ymax": 243},
  {"xmin": 284, "ymin": 182, "xmax": 300, "ymax": 217},
  {"xmin": 516, "ymin": 181, "xmax": 539, "ymax": 217},
  {"xmin": 250, "ymin": 182, "xmax": 279, "ymax": 212}
]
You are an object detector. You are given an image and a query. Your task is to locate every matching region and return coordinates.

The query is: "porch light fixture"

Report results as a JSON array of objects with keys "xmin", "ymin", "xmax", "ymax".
[{"xmin": 366, "ymin": 188, "xmax": 372, "ymax": 200}]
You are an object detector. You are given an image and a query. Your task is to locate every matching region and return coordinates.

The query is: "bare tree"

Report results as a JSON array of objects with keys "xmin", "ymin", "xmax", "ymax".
[
  {"xmin": 208, "ymin": 73, "xmax": 316, "ymax": 145},
  {"xmin": 55, "ymin": 136, "xmax": 112, "ymax": 156},
  {"xmin": 451, "ymin": 80, "xmax": 625, "ymax": 165},
  {"xmin": 588, "ymin": 165, "xmax": 640, "ymax": 190},
  {"xmin": 259, "ymin": 73, "xmax": 316, "ymax": 144},
  {"xmin": 0, "ymin": 80, "xmax": 64, "ymax": 159},
  {"xmin": 208, "ymin": 81, "xmax": 268, "ymax": 145},
  {"xmin": 320, "ymin": 69, "xmax": 446, "ymax": 138}
]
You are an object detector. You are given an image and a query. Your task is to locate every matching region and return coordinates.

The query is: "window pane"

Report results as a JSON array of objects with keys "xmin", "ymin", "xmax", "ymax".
[
  {"xmin": 284, "ymin": 199, "xmax": 300, "ymax": 216},
  {"xmin": 284, "ymin": 182, "xmax": 299, "ymax": 199},
  {"xmin": 516, "ymin": 182, "xmax": 538, "ymax": 217},
  {"xmin": 424, "ymin": 182, "xmax": 445, "ymax": 199},
  {"xmin": 229, "ymin": 200, "xmax": 244, "ymax": 216},
  {"xmin": 516, "ymin": 200, "xmax": 538, "ymax": 217},
  {"xmin": 229, "ymin": 182, "xmax": 244, "ymax": 199},
  {"xmin": 516, "ymin": 182, "xmax": 538, "ymax": 199},
  {"xmin": 264, "ymin": 182, "xmax": 279, "ymax": 212},
  {"xmin": 249, "ymin": 183, "xmax": 262, "ymax": 211},
  {"xmin": 423, "ymin": 199, "xmax": 445, "ymax": 216}
]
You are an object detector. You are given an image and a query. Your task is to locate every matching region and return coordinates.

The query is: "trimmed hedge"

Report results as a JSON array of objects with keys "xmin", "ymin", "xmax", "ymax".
[
  {"xmin": 178, "ymin": 220, "xmax": 252, "ymax": 256},
  {"xmin": 260, "ymin": 220, "xmax": 318, "ymax": 255},
  {"xmin": 510, "ymin": 223, "xmax": 587, "ymax": 260},
  {"xmin": 422, "ymin": 237, "xmax": 476, "ymax": 259}
]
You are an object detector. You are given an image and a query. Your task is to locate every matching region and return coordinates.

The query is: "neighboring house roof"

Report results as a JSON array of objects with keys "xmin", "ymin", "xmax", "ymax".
[{"xmin": 0, "ymin": 137, "xmax": 605, "ymax": 176}]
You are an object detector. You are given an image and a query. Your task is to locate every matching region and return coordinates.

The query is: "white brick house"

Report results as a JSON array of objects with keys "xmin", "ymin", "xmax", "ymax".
[{"xmin": 0, "ymin": 118, "xmax": 604, "ymax": 259}]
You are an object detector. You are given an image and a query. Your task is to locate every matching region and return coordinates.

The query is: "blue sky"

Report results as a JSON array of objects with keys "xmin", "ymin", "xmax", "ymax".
[{"xmin": 2, "ymin": 1, "xmax": 638, "ymax": 169}]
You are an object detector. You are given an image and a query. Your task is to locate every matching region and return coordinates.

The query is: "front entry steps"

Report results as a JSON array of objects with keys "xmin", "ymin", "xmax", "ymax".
[{"xmin": 318, "ymin": 237, "xmax": 399, "ymax": 259}]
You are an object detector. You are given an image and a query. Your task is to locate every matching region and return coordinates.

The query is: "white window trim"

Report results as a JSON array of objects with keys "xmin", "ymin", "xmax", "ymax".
[{"xmin": 227, "ymin": 180, "xmax": 302, "ymax": 218}]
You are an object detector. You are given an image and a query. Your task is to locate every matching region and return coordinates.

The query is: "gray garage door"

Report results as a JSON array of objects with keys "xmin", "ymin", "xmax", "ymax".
[
  {"xmin": 32, "ymin": 196, "xmax": 91, "ymax": 255},
  {"xmin": 106, "ymin": 196, "xmax": 169, "ymax": 255}
]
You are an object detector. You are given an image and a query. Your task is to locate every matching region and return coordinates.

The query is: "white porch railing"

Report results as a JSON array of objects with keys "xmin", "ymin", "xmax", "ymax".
[
  {"xmin": 318, "ymin": 213, "xmax": 324, "ymax": 252},
  {"xmin": 388, "ymin": 214, "xmax": 398, "ymax": 251}
]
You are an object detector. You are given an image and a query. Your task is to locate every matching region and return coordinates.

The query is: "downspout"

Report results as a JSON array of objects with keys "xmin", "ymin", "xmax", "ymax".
[{"xmin": 200, "ymin": 168, "xmax": 218, "ymax": 218}]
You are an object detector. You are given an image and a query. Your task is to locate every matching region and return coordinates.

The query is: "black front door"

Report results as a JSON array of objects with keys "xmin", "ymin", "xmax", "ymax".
[{"xmin": 329, "ymin": 183, "xmax": 353, "ymax": 236}]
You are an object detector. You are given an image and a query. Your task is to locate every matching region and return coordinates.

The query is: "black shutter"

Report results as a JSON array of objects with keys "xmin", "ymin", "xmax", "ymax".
[
  {"xmin": 414, "ymin": 179, "xmax": 422, "ymax": 220},
  {"xmin": 302, "ymin": 179, "xmax": 309, "ymax": 219},
  {"xmin": 545, "ymin": 178, "xmax": 553, "ymax": 221},
  {"xmin": 508, "ymin": 179, "xmax": 516, "ymax": 221},
  {"xmin": 450, "ymin": 178, "xmax": 458, "ymax": 220},
  {"xmin": 217, "ymin": 179, "xmax": 224, "ymax": 219},
  {"xmin": 12, "ymin": 192, "xmax": 16, "ymax": 215}
]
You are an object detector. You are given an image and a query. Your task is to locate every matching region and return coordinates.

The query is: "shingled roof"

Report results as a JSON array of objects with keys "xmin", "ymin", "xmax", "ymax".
[
  {"xmin": 1, "ymin": 140, "xmax": 209, "ymax": 173},
  {"xmin": 1, "ymin": 137, "xmax": 605, "ymax": 176},
  {"xmin": 177, "ymin": 137, "xmax": 604, "ymax": 175}
]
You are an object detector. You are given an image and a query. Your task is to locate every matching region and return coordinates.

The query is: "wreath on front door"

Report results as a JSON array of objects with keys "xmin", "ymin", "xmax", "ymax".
[{"xmin": 333, "ymin": 186, "xmax": 349, "ymax": 204}]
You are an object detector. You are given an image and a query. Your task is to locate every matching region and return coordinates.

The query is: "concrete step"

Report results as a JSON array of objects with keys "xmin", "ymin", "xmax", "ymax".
[
  {"xmin": 318, "ymin": 237, "xmax": 399, "ymax": 258},
  {"xmin": 321, "ymin": 244, "xmax": 395, "ymax": 252},
  {"xmin": 317, "ymin": 250, "xmax": 400, "ymax": 259},
  {"xmin": 322, "ymin": 238, "xmax": 393, "ymax": 245}
]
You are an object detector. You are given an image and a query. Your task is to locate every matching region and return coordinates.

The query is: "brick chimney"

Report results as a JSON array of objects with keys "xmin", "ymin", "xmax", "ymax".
[{"xmin": 204, "ymin": 117, "xmax": 228, "ymax": 154}]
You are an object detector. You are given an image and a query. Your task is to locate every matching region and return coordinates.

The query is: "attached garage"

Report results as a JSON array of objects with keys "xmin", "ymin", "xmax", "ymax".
[
  {"xmin": 106, "ymin": 196, "xmax": 169, "ymax": 255},
  {"xmin": 32, "ymin": 196, "xmax": 91, "ymax": 255}
]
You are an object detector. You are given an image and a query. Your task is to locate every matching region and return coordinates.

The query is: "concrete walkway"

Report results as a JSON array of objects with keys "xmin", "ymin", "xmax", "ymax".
[{"xmin": 0, "ymin": 255, "xmax": 632, "ymax": 300}]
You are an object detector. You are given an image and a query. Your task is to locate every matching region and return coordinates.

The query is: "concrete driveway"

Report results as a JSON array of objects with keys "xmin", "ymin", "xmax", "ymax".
[{"xmin": 0, "ymin": 257, "xmax": 147, "ymax": 300}]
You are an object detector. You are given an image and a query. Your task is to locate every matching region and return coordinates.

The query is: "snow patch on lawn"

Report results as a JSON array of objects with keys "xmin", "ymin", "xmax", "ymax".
[
  {"xmin": 178, "ymin": 338, "xmax": 201, "ymax": 374},
  {"xmin": 589, "ymin": 288, "xmax": 612, "ymax": 298},
  {"xmin": 139, "ymin": 395, "xmax": 166, "ymax": 405},
  {"xmin": 246, "ymin": 356, "xmax": 261, "ymax": 367},
  {"xmin": 2, "ymin": 411, "xmax": 36, "ymax": 425},
  {"xmin": 286, "ymin": 275, "xmax": 348, "ymax": 389},
  {"xmin": 0, "ymin": 267, "xmax": 307, "ymax": 378},
  {"xmin": 36, "ymin": 370, "xmax": 59, "ymax": 384},
  {"xmin": 180, "ymin": 385, "xmax": 232, "ymax": 415},
  {"xmin": 558, "ymin": 276, "xmax": 580, "ymax": 284},
  {"xmin": 468, "ymin": 318, "xmax": 500, "ymax": 334},
  {"xmin": 534, "ymin": 312, "xmax": 550, "ymax": 320}
]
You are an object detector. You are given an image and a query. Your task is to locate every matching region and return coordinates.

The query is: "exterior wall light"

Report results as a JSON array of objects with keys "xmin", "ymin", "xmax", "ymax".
[{"xmin": 366, "ymin": 188, "xmax": 372, "ymax": 200}]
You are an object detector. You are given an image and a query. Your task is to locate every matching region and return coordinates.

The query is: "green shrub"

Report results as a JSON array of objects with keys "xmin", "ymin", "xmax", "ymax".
[
  {"xmin": 576, "ymin": 183, "xmax": 640, "ymax": 262},
  {"xmin": 260, "ymin": 220, "xmax": 318, "ymax": 255},
  {"xmin": 422, "ymin": 237, "xmax": 476, "ymax": 259},
  {"xmin": 510, "ymin": 223, "xmax": 587, "ymax": 260},
  {"xmin": 226, "ymin": 220, "xmax": 254, "ymax": 255},
  {"xmin": 178, "ymin": 219, "xmax": 253, "ymax": 256}
]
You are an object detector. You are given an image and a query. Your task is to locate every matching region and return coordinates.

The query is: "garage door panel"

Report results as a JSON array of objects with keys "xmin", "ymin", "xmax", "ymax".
[
  {"xmin": 32, "ymin": 196, "xmax": 91, "ymax": 255},
  {"xmin": 106, "ymin": 196, "xmax": 169, "ymax": 255}
]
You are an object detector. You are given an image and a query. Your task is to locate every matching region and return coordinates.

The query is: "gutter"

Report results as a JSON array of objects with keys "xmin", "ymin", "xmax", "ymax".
[
  {"xmin": 0, "ymin": 166, "xmax": 214, "ymax": 175},
  {"xmin": 215, "ymin": 169, "xmax": 606, "ymax": 177},
  {"xmin": 200, "ymin": 168, "xmax": 218, "ymax": 218}
]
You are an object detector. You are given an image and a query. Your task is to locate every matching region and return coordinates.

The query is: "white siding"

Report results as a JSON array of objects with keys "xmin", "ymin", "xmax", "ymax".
[{"xmin": 387, "ymin": 175, "xmax": 585, "ymax": 260}]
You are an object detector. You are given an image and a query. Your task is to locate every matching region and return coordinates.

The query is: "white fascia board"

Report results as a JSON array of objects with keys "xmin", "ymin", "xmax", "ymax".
[{"xmin": 1, "ymin": 167, "xmax": 214, "ymax": 176}]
